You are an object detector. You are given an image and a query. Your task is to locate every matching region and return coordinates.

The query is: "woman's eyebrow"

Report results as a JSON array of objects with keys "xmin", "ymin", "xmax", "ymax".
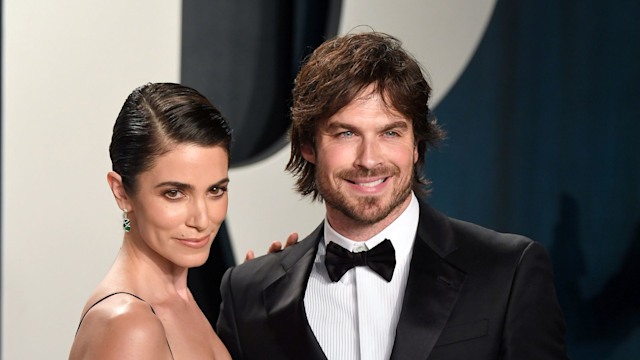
[{"xmin": 155, "ymin": 181, "xmax": 192, "ymax": 190}]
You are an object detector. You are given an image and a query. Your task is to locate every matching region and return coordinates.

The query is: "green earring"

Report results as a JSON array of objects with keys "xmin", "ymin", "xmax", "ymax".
[{"xmin": 122, "ymin": 210, "xmax": 131, "ymax": 233}]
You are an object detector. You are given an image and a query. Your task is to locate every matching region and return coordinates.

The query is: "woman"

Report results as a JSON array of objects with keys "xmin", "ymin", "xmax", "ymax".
[{"xmin": 69, "ymin": 83, "xmax": 233, "ymax": 359}]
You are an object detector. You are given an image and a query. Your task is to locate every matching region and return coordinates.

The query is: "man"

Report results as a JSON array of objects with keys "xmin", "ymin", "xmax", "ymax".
[{"xmin": 217, "ymin": 32, "xmax": 567, "ymax": 360}]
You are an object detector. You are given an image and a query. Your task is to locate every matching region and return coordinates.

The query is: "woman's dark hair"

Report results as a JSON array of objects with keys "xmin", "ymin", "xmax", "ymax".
[
  {"xmin": 109, "ymin": 83, "xmax": 232, "ymax": 194},
  {"xmin": 286, "ymin": 32, "xmax": 445, "ymax": 200}
]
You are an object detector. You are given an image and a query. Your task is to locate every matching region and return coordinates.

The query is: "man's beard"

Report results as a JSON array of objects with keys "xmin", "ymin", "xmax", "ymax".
[{"xmin": 316, "ymin": 166, "xmax": 413, "ymax": 225}]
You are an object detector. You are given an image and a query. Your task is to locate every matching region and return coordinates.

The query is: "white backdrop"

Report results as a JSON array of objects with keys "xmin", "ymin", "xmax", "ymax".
[{"xmin": 1, "ymin": 1, "xmax": 495, "ymax": 358}]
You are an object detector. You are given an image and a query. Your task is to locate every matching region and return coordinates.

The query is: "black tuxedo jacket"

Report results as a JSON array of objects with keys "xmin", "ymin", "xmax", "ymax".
[{"xmin": 217, "ymin": 200, "xmax": 567, "ymax": 359}]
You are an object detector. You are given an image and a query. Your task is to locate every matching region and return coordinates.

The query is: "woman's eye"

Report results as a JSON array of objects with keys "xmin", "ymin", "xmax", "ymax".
[
  {"xmin": 164, "ymin": 189, "xmax": 182, "ymax": 199},
  {"xmin": 210, "ymin": 186, "xmax": 227, "ymax": 197}
]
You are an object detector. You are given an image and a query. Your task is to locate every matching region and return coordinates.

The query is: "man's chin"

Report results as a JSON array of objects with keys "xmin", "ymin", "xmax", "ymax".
[{"xmin": 338, "ymin": 200, "xmax": 394, "ymax": 225}]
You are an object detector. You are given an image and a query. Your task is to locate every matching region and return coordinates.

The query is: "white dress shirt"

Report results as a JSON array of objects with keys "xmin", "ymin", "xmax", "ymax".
[{"xmin": 304, "ymin": 193, "xmax": 420, "ymax": 360}]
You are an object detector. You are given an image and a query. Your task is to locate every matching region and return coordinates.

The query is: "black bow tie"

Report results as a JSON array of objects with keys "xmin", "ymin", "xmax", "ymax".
[{"xmin": 324, "ymin": 239, "xmax": 396, "ymax": 282}]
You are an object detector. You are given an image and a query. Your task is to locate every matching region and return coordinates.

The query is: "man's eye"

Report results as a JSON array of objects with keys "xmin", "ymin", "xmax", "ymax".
[
  {"xmin": 339, "ymin": 131, "xmax": 354, "ymax": 137},
  {"xmin": 385, "ymin": 131, "xmax": 399, "ymax": 137}
]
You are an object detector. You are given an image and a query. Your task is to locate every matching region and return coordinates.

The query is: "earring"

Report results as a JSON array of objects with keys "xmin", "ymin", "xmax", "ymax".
[{"xmin": 122, "ymin": 210, "xmax": 131, "ymax": 233}]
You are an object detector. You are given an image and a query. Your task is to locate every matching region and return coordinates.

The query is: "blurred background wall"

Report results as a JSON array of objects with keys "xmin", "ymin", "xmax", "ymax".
[{"xmin": 2, "ymin": 0, "xmax": 639, "ymax": 359}]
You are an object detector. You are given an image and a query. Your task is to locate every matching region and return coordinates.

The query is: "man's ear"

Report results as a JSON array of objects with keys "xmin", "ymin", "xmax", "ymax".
[
  {"xmin": 107, "ymin": 171, "xmax": 131, "ymax": 211},
  {"xmin": 301, "ymin": 143, "xmax": 316, "ymax": 164},
  {"xmin": 413, "ymin": 144, "xmax": 419, "ymax": 164}
]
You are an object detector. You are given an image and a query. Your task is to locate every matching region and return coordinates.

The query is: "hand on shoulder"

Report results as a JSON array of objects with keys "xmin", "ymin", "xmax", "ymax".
[{"xmin": 244, "ymin": 232, "xmax": 299, "ymax": 262}]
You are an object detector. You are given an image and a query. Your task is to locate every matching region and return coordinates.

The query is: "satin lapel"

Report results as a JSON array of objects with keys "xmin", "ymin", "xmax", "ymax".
[
  {"xmin": 263, "ymin": 224, "xmax": 327, "ymax": 360},
  {"xmin": 390, "ymin": 202, "xmax": 467, "ymax": 360}
]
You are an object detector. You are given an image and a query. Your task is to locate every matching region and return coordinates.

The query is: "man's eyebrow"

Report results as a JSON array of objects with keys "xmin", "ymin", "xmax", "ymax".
[
  {"xmin": 324, "ymin": 120, "xmax": 410, "ymax": 132},
  {"xmin": 324, "ymin": 121, "xmax": 354, "ymax": 130},
  {"xmin": 382, "ymin": 121, "xmax": 410, "ymax": 130}
]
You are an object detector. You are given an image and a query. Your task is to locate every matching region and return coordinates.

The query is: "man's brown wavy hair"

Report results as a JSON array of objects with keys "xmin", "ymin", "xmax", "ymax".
[{"xmin": 286, "ymin": 32, "xmax": 445, "ymax": 201}]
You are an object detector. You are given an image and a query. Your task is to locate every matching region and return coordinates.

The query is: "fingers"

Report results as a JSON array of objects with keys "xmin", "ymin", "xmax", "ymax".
[
  {"xmin": 245, "ymin": 233, "xmax": 300, "ymax": 263},
  {"xmin": 268, "ymin": 241, "xmax": 283, "ymax": 254},
  {"xmin": 244, "ymin": 250, "xmax": 255, "ymax": 263},
  {"xmin": 285, "ymin": 232, "xmax": 299, "ymax": 247}
]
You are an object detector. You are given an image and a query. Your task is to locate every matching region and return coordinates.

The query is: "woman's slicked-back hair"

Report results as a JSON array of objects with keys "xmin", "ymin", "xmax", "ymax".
[
  {"xmin": 286, "ymin": 32, "xmax": 446, "ymax": 200},
  {"xmin": 109, "ymin": 82, "xmax": 232, "ymax": 194}
]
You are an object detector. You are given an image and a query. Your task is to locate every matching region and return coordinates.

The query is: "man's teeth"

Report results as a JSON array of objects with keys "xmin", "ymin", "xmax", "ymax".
[{"xmin": 356, "ymin": 178, "xmax": 385, "ymax": 187}]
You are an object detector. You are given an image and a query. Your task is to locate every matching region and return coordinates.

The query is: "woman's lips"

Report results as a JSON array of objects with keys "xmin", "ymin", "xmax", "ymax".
[{"xmin": 177, "ymin": 235, "xmax": 211, "ymax": 249}]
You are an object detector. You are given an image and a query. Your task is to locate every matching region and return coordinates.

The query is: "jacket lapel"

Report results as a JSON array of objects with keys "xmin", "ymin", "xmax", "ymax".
[
  {"xmin": 263, "ymin": 224, "xmax": 327, "ymax": 360},
  {"xmin": 391, "ymin": 202, "xmax": 467, "ymax": 360}
]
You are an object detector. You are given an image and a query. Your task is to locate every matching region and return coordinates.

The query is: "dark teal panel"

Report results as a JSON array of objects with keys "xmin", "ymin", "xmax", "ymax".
[{"xmin": 428, "ymin": 0, "xmax": 640, "ymax": 358}]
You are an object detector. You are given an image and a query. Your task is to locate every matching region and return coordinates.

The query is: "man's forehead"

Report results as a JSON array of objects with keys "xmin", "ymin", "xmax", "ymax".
[{"xmin": 327, "ymin": 101, "xmax": 409, "ymax": 123}]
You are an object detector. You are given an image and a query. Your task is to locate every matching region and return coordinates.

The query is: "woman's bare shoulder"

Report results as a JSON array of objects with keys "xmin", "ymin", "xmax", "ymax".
[{"xmin": 70, "ymin": 293, "xmax": 172, "ymax": 360}]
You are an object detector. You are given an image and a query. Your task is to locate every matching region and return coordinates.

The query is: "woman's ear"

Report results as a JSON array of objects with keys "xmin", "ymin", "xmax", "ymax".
[
  {"xmin": 107, "ymin": 171, "xmax": 131, "ymax": 211},
  {"xmin": 301, "ymin": 143, "xmax": 316, "ymax": 164}
]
